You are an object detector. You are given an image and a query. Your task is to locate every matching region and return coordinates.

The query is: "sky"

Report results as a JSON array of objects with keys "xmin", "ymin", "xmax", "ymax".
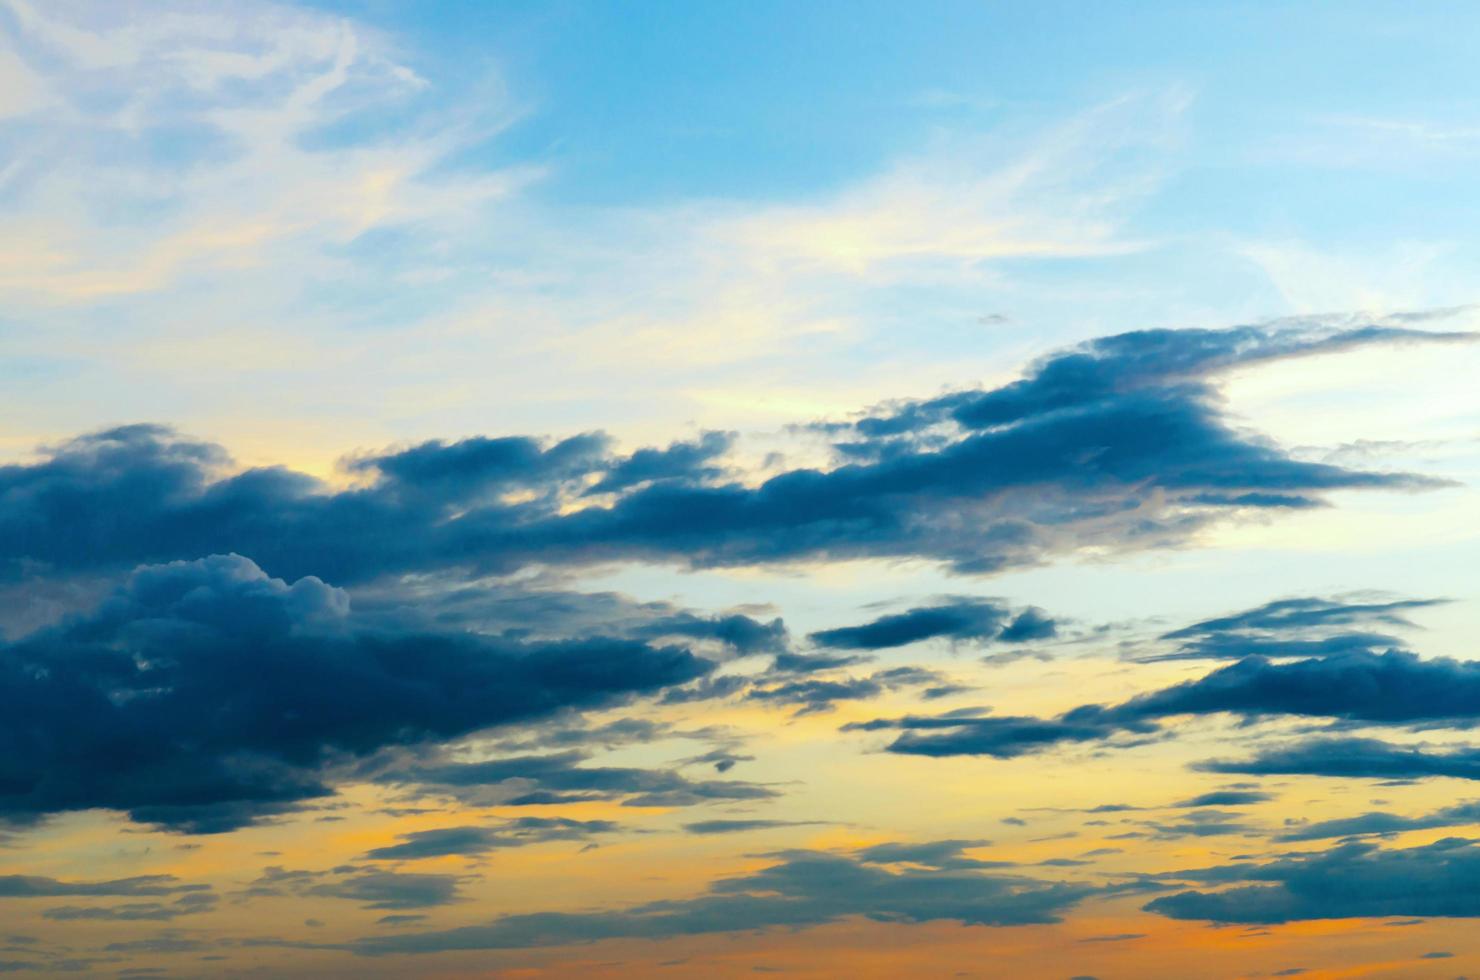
[{"xmin": 2, "ymin": 2, "xmax": 1480, "ymax": 978}]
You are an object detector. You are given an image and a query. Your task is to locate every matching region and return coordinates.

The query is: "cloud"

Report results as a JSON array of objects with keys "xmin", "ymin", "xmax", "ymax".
[
  {"xmin": 1115, "ymin": 649, "xmax": 1480, "ymax": 725},
  {"xmin": 633, "ymin": 612, "xmax": 788, "ymax": 658},
  {"xmin": 379, "ymin": 750, "xmax": 777, "ymax": 810},
  {"xmin": 746, "ymin": 677, "xmax": 884, "ymax": 715},
  {"xmin": 1276, "ymin": 801, "xmax": 1480, "ymax": 842},
  {"xmin": 808, "ymin": 598, "xmax": 1055, "ymax": 651},
  {"xmin": 303, "ymin": 871, "xmax": 461, "ymax": 910},
  {"xmin": 1200, "ymin": 737, "xmax": 1480, "ymax": 782},
  {"xmin": 0, "ymin": 875, "xmax": 204, "ymax": 898},
  {"xmin": 844, "ymin": 709, "xmax": 1152, "ymax": 759},
  {"xmin": 747, "ymin": 664, "xmax": 956, "ymax": 715},
  {"xmin": 858, "ymin": 646, "xmax": 1480, "ymax": 761},
  {"xmin": 243, "ymin": 866, "xmax": 461, "ymax": 910},
  {"xmin": 0, "ymin": 0, "xmax": 523, "ymax": 306},
  {"xmin": 364, "ymin": 819, "xmax": 620, "ymax": 860},
  {"xmin": 585, "ymin": 432, "xmax": 735, "ymax": 495},
  {"xmin": 1146, "ymin": 837, "xmax": 1480, "ymax": 923},
  {"xmin": 681, "ymin": 820, "xmax": 822, "ymax": 836},
  {"xmin": 1163, "ymin": 596, "xmax": 1444, "ymax": 641},
  {"xmin": 1144, "ymin": 595, "xmax": 1445, "ymax": 662},
  {"xmin": 0, "ymin": 323, "xmax": 1462, "ymax": 584},
  {"xmin": 346, "ymin": 844, "xmax": 1095, "ymax": 955},
  {"xmin": 41, "ymin": 892, "xmax": 217, "ymax": 921},
  {"xmin": 1173, "ymin": 791, "xmax": 1272, "ymax": 807},
  {"xmin": 1137, "ymin": 809, "xmax": 1255, "ymax": 840},
  {"xmin": 0, "ymin": 554, "xmax": 713, "ymax": 832},
  {"xmin": 853, "ymin": 840, "xmax": 1011, "ymax": 870}
]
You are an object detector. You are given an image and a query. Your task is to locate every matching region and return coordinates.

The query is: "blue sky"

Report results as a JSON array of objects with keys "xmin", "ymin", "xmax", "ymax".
[
  {"xmin": 2, "ymin": 3, "xmax": 1480, "ymax": 978},
  {"xmin": 5, "ymin": 0, "xmax": 1480, "ymax": 460}
]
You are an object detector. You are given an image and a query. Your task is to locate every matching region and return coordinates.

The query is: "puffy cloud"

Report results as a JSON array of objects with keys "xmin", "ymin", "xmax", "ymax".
[{"xmin": 0, "ymin": 554, "xmax": 713, "ymax": 832}]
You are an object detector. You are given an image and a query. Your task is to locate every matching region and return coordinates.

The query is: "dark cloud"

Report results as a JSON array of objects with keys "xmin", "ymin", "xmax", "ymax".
[
  {"xmin": 844, "ymin": 709, "xmax": 1153, "ymax": 759},
  {"xmin": 0, "ymin": 875, "xmax": 205, "ymax": 898},
  {"xmin": 747, "ymin": 665, "xmax": 956, "ymax": 715},
  {"xmin": 1276, "ymin": 801, "xmax": 1480, "ymax": 842},
  {"xmin": 1117, "ymin": 649, "xmax": 1480, "ymax": 725},
  {"xmin": 633, "ymin": 612, "xmax": 788, "ymax": 657},
  {"xmin": 379, "ymin": 750, "xmax": 777, "ymax": 809},
  {"xmin": 808, "ymin": 599, "xmax": 1055, "ymax": 651},
  {"xmin": 0, "ymin": 555, "xmax": 712, "ymax": 832},
  {"xmin": 853, "ymin": 840, "xmax": 1012, "ymax": 870},
  {"xmin": 1201, "ymin": 737, "xmax": 1480, "ymax": 782},
  {"xmin": 1146, "ymin": 837, "xmax": 1480, "ymax": 923},
  {"xmin": 679, "ymin": 748, "xmax": 755, "ymax": 774},
  {"xmin": 859, "ymin": 647, "xmax": 1480, "ymax": 761},
  {"xmin": 0, "ymin": 324, "xmax": 1459, "ymax": 584},
  {"xmin": 1173, "ymin": 791, "xmax": 1272, "ymax": 808},
  {"xmin": 747, "ymin": 677, "xmax": 883, "ymax": 715},
  {"xmin": 1145, "ymin": 596, "xmax": 1445, "ymax": 663},
  {"xmin": 364, "ymin": 819, "xmax": 620, "ymax": 860},
  {"xmin": 1163, "ymin": 596, "xmax": 1443, "ymax": 641},
  {"xmin": 771, "ymin": 651, "xmax": 873, "ymax": 674},
  {"xmin": 585, "ymin": 432, "xmax": 735, "ymax": 495},
  {"xmin": 346, "ymin": 844, "xmax": 1095, "ymax": 955}
]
